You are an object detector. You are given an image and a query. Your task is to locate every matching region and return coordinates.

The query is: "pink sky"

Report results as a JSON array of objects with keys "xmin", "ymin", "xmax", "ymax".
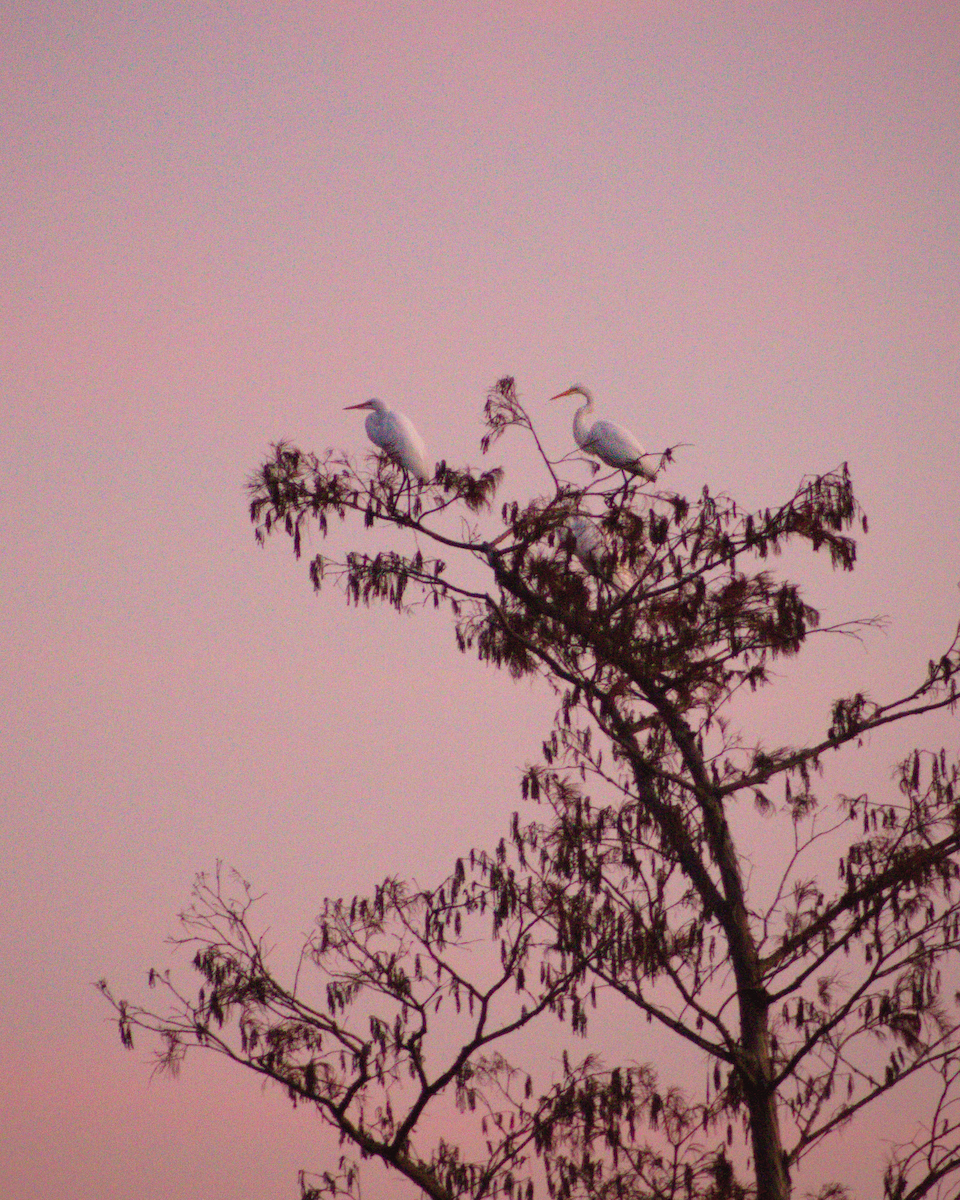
[{"xmin": 2, "ymin": 2, "xmax": 959, "ymax": 1197}]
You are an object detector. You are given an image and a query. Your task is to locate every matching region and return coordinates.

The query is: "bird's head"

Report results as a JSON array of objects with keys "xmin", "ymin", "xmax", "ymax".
[
  {"xmin": 550, "ymin": 384, "xmax": 593, "ymax": 404},
  {"xmin": 344, "ymin": 398, "xmax": 387, "ymax": 413}
]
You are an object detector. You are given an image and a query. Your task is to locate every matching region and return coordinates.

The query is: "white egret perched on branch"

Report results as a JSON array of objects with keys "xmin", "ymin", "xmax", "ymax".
[
  {"xmin": 344, "ymin": 398, "xmax": 433, "ymax": 483},
  {"xmin": 551, "ymin": 384, "xmax": 657, "ymax": 480},
  {"xmin": 567, "ymin": 514, "xmax": 635, "ymax": 591}
]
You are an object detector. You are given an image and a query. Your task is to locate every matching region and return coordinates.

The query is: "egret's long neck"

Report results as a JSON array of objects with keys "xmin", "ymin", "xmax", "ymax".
[{"xmin": 572, "ymin": 399, "xmax": 593, "ymax": 448}]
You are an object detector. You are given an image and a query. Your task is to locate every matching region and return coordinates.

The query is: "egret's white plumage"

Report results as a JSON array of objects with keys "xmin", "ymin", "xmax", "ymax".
[
  {"xmin": 567, "ymin": 515, "xmax": 634, "ymax": 591},
  {"xmin": 551, "ymin": 384, "xmax": 657, "ymax": 480},
  {"xmin": 568, "ymin": 514, "xmax": 605, "ymax": 566},
  {"xmin": 344, "ymin": 398, "xmax": 432, "ymax": 483}
]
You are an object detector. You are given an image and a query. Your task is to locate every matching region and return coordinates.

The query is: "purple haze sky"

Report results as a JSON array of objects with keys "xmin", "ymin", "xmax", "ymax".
[{"xmin": 2, "ymin": 3, "xmax": 959, "ymax": 1198}]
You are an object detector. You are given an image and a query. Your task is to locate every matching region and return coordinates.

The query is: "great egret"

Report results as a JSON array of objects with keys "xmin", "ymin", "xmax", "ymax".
[
  {"xmin": 567, "ymin": 514, "xmax": 634, "ymax": 591},
  {"xmin": 568, "ymin": 514, "xmax": 604, "ymax": 566},
  {"xmin": 550, "ymin": 384, "xmax": 657, "ymax": 481},
  {"xmin": 344, "ymin": 398, "xmax": 432, "ymax": 483}
]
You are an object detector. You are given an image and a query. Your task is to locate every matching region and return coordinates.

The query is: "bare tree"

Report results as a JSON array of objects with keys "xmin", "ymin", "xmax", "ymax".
[{"xmin": 101, "ymin": 378, "xmax": 960, "ymax": 1200}]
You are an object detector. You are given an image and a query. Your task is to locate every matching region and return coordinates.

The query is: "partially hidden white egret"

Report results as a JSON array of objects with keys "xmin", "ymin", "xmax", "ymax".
[
  {"xmin": 344, "ymin": 398, "xmax": 433, "ymax": 483},
  {"xmin": 550, "ymin": 384, "xmax": 657, "ymax": 481},
  {"xmin": 567, "ymin": 515, "xmax": 634, "ymax": 591},
  {"xmin": 567, "ymin": 514, "xmax": 604, "ymax": 566}
]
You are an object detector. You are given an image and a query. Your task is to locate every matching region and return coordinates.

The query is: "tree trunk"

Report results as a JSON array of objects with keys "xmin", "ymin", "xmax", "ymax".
[
  {"xmin": 739, "ymin": 983, "xmax": 791, "ymax": 1200},
  {"xmin": 697, "ymin": 771, "xmax": 791, "ymax": 1200}
]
